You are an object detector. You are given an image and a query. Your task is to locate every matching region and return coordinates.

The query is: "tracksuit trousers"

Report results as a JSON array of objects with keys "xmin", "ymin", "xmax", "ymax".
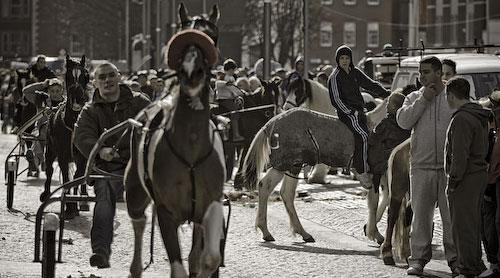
[
  {"xmin": 408, "ymin": 168, "xmax": 457, "ymax": 267},
  {"xmin": 337, "ymin": 110, "xmax": 369, "ymax": 173}
]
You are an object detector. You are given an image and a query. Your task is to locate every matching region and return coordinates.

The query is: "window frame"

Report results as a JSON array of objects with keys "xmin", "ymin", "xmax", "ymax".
[
  {"xmin": 367, "ymin": 22, "xmax": 379, "ymax": 48},
  {"xmin": 343, "ymin": 22, "xmax": 356, "ymax": 47},
  {"xmin": 320, "ymin": 21, "xmax": 333, "ymax": 48}
]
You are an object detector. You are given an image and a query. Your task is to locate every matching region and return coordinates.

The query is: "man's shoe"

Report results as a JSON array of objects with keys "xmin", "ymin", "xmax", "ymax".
[
  {"xmin": 90, "ymin": 253, "xmax": 110, "ymax": 269},
  {"xmin": 356, "ymin": 172, "xmax": 373, "ymax": 189},
  {"xmin": 407, "ymin": 264, "xmax": 424, "ymax": 276}
]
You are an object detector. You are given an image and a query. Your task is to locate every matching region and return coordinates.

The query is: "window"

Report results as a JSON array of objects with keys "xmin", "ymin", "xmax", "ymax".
[
  {"xmin": 1, "ymin": 31, "xmax": 29, "ymax": 55},
  {"xmin": 10, "ymin": 0, "xmax": 29, "ymax": 18},
  {"xmin": 367, "ymin": 0, "xmax": 380, "ymax": 5},
  {"xmin": 321, "ymin": 0, "xmax": 333, "ymax": 5},
  {"xmin": 70, "ymin": 35, "xmax": 85, "ymax": 56},
  {"xmin": 343, "ymin": 22, "xmax": 356, "ymax": 47},
  {"xmin": 320, "ymin": 21, "xmax": 333, "ymax": 47},
  {"xmin": 367, "ymin": 22, "xmax": 379, "ymax": 48},
  {"xmin": 344, "ymin": 0, "xmax": 356, "ymax": 5}
]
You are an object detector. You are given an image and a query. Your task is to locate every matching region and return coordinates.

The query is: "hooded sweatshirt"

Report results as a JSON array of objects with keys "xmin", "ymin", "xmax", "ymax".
[
  {"xmin": 397, "ymin": 86, "xmax": 455, "ymax": 169},
  {"xmin": 445, "ymin": 102, "xmax": 490, "ymax": 189},
  {"xmin": 327, "ymin": 45, "xmax": 390, "ymax": 114}
]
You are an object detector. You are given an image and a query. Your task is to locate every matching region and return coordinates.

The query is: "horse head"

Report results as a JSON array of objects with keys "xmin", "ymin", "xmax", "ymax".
[
  {"xmin": 261, "ymin": 77, "xmax": 282, "ymax": 106},
  {"xmin": 167, "ymin": 3, "xmax": 219, "ymax": 110},
  {"xmin": 284, "ymin": 75, "xmax": 311, "ymax": 110},
  {"xmin": 65, "ymin": 55, "xmax": 89, "ymax": 112}
]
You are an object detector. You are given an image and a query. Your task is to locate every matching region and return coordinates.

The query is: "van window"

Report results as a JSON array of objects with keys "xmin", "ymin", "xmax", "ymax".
[
  {"xmin": 470, "ymin": 72, "xmax": 500, "ymax": 99},
  {"xmin": 392, "ymin": 72, "xmax": 409, "ymax": 90}
]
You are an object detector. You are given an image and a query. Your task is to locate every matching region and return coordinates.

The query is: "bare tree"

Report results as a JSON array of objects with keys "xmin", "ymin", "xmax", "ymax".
[{"xmin": 244, "ymin": 0, "xmax": 303, "ymax": 67}]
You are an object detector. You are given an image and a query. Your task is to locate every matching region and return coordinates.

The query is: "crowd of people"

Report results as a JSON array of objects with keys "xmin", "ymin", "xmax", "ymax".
[{"xmin": 0, "ymin": 44, "xmax": 499, "ymax": 277}]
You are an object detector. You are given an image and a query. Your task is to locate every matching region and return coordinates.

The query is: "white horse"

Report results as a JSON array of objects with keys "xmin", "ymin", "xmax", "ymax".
[{"xmin": 283, "ymin": 77, "xmax": 389, "ymax": 243}]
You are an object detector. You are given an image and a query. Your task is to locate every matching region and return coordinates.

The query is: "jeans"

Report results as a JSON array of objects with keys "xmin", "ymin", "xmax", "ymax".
[{"xmin": 90, "ymin": 169, "xmax": 124, "ymax": 258}]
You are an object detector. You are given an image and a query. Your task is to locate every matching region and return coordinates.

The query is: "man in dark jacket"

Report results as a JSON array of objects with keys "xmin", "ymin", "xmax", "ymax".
[
  {"xmin": 74, "ymin": 62, "xmax": 150, "ymax": 268},
  {"xmin": 327, "ymin": 45, "xmax": 390, "ymax": 189},
  {"xmin": 445, "ymin": 76, "xmax": 490, "ymax": 277},
  {"xmin": 30, "ymin": 55, "xmax": 56, "ymax": 82}
]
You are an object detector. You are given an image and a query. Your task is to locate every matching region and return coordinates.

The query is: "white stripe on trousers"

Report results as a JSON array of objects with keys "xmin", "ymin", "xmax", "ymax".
[{"xmin": 346, "ymin": 112, "xmax": 369, "ymax": 172}]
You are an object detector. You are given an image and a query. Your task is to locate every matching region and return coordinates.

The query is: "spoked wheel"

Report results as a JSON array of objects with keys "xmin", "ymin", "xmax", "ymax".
[{"xmin": 6, "ymin": 170, "xmax": 15, "ymax": 209}]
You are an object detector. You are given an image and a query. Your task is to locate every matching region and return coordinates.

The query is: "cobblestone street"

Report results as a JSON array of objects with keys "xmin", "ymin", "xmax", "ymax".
[{"xmin": 0, "ymin": 133, "xmax": 454, "ymax": 277}]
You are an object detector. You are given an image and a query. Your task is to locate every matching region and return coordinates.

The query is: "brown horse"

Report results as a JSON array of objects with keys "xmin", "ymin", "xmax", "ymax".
[{"xmin": 124, "ymin": 4, "xmax": 225, "ymax": 277}]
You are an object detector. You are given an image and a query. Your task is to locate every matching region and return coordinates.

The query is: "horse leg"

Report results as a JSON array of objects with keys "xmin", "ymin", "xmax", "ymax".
[
  {"xmin": 376, "ymin": 173, "xmax": 390, "ymax": 223},
  {"xmin": 365, "ymin": 188, "xmax": 384, "ymax": 245},
  {"xmin": 125, "ymin": 162, "xmax": 152, "ymax": 278},
  {"xmin": 189, "ymin": 224, "xmax": 203, "ymax": 276},
  {"xmin": 380, "ymin": 197, "xmax": 402, "ymax": 266},
  {"xmin": 40, "ymin": 150, "xmax": 55, "ymax": 202},
  {"xmin": 281, "ymin": 172, "xmax": 315, "ymax": 242},
  {"xmin": 197, "ymin": 201, "xmax": 223, "ymax": 278},
  {"xmin": 256, "ymin": 168, "xmax": 284, "ymax": 242},
  {"xmin": 233, "ymin": 146, "xmax": 248, "ymax": 190},
  {"xmin": 307, "ymin": 164, "xmax": 329, "ymax": 184},
  {"xmin": 157, "ymin": 206, "xmax": 186, "ymax": 278},
  {"xmin": 60, "ymin": 161, "xmax": 79, "ymax": 219}
]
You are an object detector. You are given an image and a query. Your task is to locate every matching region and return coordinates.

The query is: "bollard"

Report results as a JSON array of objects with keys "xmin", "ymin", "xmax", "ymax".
[{"xmin": 42, "ymin": 213, "xmax": 58, "ymax": 278}]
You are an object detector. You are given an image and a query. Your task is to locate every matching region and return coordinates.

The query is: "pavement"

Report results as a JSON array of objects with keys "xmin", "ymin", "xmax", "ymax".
[{"xmin": 0, "ymin": 132, "xmax": 456, "ymax": 277}]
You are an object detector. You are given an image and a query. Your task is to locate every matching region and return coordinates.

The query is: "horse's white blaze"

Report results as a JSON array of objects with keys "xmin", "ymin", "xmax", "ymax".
[{"xmin": 182, "ymin": 48, "xmax": 198, "ymax": 78}]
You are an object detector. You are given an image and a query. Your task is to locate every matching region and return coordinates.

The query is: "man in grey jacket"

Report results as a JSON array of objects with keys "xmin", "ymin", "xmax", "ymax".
[{"xmin": 397, "ymin": 56, "xmax": 458, "ymax": 276}]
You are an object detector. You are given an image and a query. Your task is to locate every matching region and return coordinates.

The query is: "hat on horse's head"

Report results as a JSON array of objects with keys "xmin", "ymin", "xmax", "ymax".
[{"xmin": 167, "ymin": 29, "xmax": 218, "ymax": 70}]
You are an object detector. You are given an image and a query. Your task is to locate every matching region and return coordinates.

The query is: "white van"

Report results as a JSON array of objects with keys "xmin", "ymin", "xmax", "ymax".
[{"xmin": 391, "ymin": 53, "xmax": 500, "ymax": 99}]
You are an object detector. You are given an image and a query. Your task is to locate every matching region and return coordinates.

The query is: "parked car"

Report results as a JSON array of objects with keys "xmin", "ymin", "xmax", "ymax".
[
  {"xmin": 391, "ymin": 53, "xmax": 500, "ymax": 99},
  {"xmin": 357, "ymin": 55, "xmax": 404, "ymax": 89}
]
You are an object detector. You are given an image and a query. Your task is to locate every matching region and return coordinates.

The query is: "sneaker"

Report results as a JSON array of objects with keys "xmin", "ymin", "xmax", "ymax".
[
  {"xmin": 356, "ymin": 172, "xmax": 373, "ymax": 189},
  {"xmin": 90, "ymin": 253, "xmax": 110, "ymax": 269},
  {"xmin": 407, "ymin": 264, "xmax": 424, "ymax": 276}
]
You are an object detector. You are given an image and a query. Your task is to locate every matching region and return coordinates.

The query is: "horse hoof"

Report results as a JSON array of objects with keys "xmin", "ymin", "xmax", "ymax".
[
  {"xmin": 303, "ymin": 235, "xmax": 315, "ymax": 243},
  {"xmin": 383, "ymin": 256, "xmax": 396, "ymax": 266},
  {"xmin": 263, "ymin": 235, "xmax": 275, "ymax": 242}
]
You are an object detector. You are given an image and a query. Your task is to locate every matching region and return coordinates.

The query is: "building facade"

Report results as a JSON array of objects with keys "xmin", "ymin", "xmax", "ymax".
[{"xmin": 0, "ymin": 0, "xmax": 31, "ymax": 61}]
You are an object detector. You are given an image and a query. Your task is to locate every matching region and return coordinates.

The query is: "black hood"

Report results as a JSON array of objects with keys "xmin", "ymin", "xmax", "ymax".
[
  {"xmin": 335, "ymin": 45, "xmax": 354, "ymax": 67},
  {"xmin": 456, "ymin": 102, "xmax": 491, "ymax": 127}
]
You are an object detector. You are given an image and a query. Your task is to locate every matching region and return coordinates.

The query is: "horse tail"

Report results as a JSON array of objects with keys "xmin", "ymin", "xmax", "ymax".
[
  {"xmin": 242, "ymin": 125, "xmax": 271, "ymax": 191},
  {"xmin": 393, "ymin": 193, "xmax": 410, "ymax": 260}
]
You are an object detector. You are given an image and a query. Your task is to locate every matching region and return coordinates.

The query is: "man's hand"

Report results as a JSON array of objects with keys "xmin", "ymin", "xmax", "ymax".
[
  {"xmin": 99, "ymin": 147, "xmax": 119, "ymax": 162},
  {"xmin": 423, "ymin": 83, "xmax": 438, "ymax": 101}
]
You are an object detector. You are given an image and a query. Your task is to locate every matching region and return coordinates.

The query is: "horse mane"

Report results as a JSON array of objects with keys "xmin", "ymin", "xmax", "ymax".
[{"xmin": 304, "ymin": 79, "xmax": 312, "ymax": 103}]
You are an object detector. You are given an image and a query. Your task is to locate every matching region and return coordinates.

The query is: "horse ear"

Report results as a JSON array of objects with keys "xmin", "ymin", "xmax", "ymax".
[
  {"xmin": 208, "ymin": 4, "xmax": 219, "ymax": 24},
  {"xmin": 80, "ymin": 55, "xmax": 86, "ymax": 67},
  {"xmin": 66, "ymin": 55, "xmax": 70, "ymax": 63},
  {"xmin": 179, "ymin": 3, "xmax": 189, "ymax": 26}
]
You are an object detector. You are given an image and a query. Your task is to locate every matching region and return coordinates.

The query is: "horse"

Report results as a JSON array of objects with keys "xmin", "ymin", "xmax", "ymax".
[
  {"xmin": 242, "ymin": 108, "xmax": 381, "ymax": 242},
  {"xmin": 39, "ymin": 55, "xmax": 90, "ymax": 219},
  {"xmin": 125, "ymin": 3, "xmax": 225, "ymax": 277},
  {"xmin": 282, "ymin": 75, "xmax": 389, "ymax": 183},
  {"xmin": 228, "ymin": 78, "xmax": 282, "ymax": 188}
]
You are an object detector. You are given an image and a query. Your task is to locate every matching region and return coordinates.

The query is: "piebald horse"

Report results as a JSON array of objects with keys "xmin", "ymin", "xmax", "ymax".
[{"xmin": 124, "ymin": 4, "xmax": 225, "ymax": 277}]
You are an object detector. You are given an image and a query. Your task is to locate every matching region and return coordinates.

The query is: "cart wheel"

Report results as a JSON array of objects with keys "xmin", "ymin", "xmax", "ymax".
[{"xmin": 6, "ymin": 170, "xmax": 15, "ymax": 209}]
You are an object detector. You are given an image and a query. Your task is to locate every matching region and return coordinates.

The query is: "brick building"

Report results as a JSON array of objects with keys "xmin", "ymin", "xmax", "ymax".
[{"xmin": 0, "ymin": 0, "xmax": 31, "ymax": 61}]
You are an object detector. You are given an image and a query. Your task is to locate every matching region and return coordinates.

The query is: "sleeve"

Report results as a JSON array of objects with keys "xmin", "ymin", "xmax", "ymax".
[
  {"xmin": 73, "ymin": 106, "xmax": 100, "ymax": 159},
  {"xmin": 22, "ymin": 82, "xmax": 46, "ymax": 104},
  {"xmin": 355, "ymin": 68, "xmax": 390, "ymax": 98},
  {"xmin": 327, "ymin": 72, "xmax": 352, "ymax": 114},
  {"xmin": 396, "ymin": 91, "xmax": 429, "ymax": 130},
  {"xmin": 446, "ymin": 116, "xmax": 473, "ymax": 189}
]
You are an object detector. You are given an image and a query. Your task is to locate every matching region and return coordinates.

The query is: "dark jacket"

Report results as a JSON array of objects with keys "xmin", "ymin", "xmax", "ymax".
[
  {"xmin": 74, "ymin": 84, "xmax": 150, "ymax": 170},
  {"xmin": 445, "ymin": 102, "xmax": 490, "ymax": 190},
  {"xmin": 30, "ymin": 66, "xmax": 55, "ymax": 82},
  {"xmin": 368, "ymin": 114, "xmax": 411, "ymax": 174},
  {"xmin": 488, "ymin": 106, "xmax": 500, "ymax": 184},
  {"xmin": 327, "ymin": 45, "xmax": 390, "ymax": 114}
]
